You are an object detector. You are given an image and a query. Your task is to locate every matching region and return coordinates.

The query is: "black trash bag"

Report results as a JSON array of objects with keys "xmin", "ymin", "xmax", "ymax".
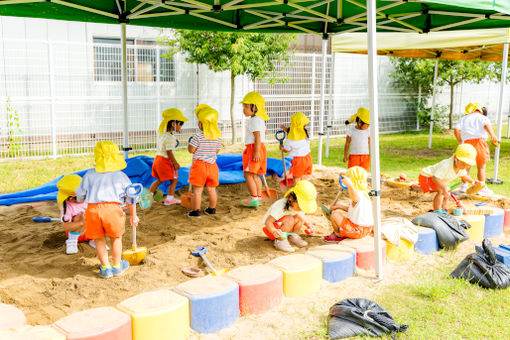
[
  {"xmin": 450, "ymin": 239, "xmax": 510, "ymax": 289},
  {"xmin": 412, "ymin": 212, "xmax": 470, "ymax": 249},
  {"xmin": 328, "ymin": 298, "xmax": 409, "ymax": 339}
]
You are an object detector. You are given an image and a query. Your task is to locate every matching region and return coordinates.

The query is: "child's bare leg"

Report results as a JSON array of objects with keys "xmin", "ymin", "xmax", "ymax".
[
  {"xmin": 95, "ymin": 236, "xmax": 110, "ymax": 266},
  {"xmin": 168, "ymin": 178, "xmax": 178, "ymax": 196},
  {"xmin": 330, "ymin": 210, "xmax": 345, "ymax": 233},
  {"xmin": 149, "ymin": 179, "xmax": 162, "ymax": 193},
  {"xmin": 206, "ymin": 186, "xmax": 217, "ymax": 209},
  {"xmin": 244, "ymin": 172, "xmax": 257, "ymax": 196},
  {"xmin": 279, "ymin": 215, "xmax": 297, "ymax": 233},
  {"xmin": 433, "ymin": 191, "xmax": 443, "ymax": 211},
  {"xmin": 192, "ymin": 186, "xmax": 203, "ymax": 210},
  {"xmin": 255, "ymin": 175, "xmax": 262, "ymax": 197},
  {"xmin": 442, "ymin": 192, "xmax": 449, "ymax": 210},
  {"xmin": 477, "ymin": 163, "xmax": 486, "ymax": 182},
  {"xmin": 110, "ymin": 236, "xmax": 122, "ymax": 266},
  {"xmin": 290, "ymin": 214, "xmax": 304, "ymax": 233}
]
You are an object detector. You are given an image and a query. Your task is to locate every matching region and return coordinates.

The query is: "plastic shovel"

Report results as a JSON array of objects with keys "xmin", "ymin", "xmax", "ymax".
[
  {"xmin": 191, "ymin": 247, "xmax": 229, "ymax": 276},
  {"xmin": 450, "ymin": 192, "xmax": 465, "ymax": 209},
  {"xmin": 122, "ymin": 183, "xmax": 147, "ymax": 265},
  {"xmin": 275, "ymin": 130, "xmax": 294, "ymax": 190},
  {"xmin": 261, "ymin": 176, "xmax": 278, "ymax": 203},
  {"xmin": 32, "ymin": 217, "xmax": 60, "ymax": 222}
]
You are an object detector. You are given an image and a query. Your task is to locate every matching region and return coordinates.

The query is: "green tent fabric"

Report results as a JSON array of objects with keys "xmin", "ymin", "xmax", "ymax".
[{"xmin": 0, "ymin": 1, "xmax": 509, "ymax": 35}]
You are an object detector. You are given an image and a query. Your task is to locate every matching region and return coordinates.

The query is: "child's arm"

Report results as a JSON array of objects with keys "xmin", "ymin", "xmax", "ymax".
[
  {"xmin": 279, "ymin": 125, "xmax": 289, "ymax": 133},
  {"xmin": 128, "ymin": 203, "xmax": 139, "ymax": 226},
  {"xmin": 431, "ymin": 176, "xmax": 449, "ymax": 195},
  {"xmin": 484, "ymin": 124, "xmax": 498, "ymax": 145},
  {"xmin": 343, "ymin": 136, "xmax": 351, "ymax": 163},
  {"xmin": 454, "ymin": 128, "xmax": 462, "ymax": 144},
  {"xmin": 253, "ymin": 131, "xmax": 261, "ymax": 161},
  {"xmin": 61, "ymin": 214, "xmax": 85, "ymax": 233},
  {"xmin": 264, "ymin": 216, "xmax": 281, "ymax": 239},
  {"xmin": 342, "ymin": 176, "xmax": 360, "ymax": 206},
  {"xmin": 166, "ymin": 150, "xmax": 180, "ymax": 170},
  {"xmin": 460, "ymin": 175, "xmax": 475, "ymax": 185},
  {"xmin": 330, "ymin": 203, "xmax": 349, "ymax": 211}
]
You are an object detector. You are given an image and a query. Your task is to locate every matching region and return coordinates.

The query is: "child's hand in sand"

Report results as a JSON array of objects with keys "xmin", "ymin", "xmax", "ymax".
[{"xmin": 272, "ymin": 229, "xmax": 282, "ymax": 239}]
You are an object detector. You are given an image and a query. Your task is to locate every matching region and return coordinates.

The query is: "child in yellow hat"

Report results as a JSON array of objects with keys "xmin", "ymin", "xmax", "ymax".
[
  {"xmin": 150, "ymin": 108, "xmax": 188, "ymax": 205},
  {"xmin": 418, "ymin": 144, "xmax": 478, "ymax": 212},
  {"xmin": 57, "ymin": 174, "xmax": 89, "ymax": 255},
  {"xmin": 324, "ymin": 166, "xmax": 373, "ymax": 242},
  {"xmin": 279, "ymin": 112, "xmax": 313, "ymax": 182},
  {"xmin": 454, "ymin": 103, "xmax": 498, "ymax": 196},
  {"xmin": 262, "ymin": 180, "xmax": 317, "ymax": 252},
  {"xmin": 75, "ymin": 141, "xmax": 139, "ymax": 278},
  {"xmin": 187, "ymin": 105, "xmax": 223, "ymax": 218},
  {"xmin": 240, "ymin": 91, "xmax": 269, "ymax": 207},
  {"xmin": 344, "ymin": 107, "xmax": 370, "ymax": 171}
]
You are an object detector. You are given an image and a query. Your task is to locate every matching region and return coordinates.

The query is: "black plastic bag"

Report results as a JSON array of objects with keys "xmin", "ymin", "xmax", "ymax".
[
  {"xmin": 450, "ymin": 239, "xmax": 510, "ymax": 289},
  {"xmin": 328, "ymin": 298, "xmax": 408, "ymax": 339},
  {"xmin": 412, "ymin": 212, "xmax": 469, "ymax": 249}
]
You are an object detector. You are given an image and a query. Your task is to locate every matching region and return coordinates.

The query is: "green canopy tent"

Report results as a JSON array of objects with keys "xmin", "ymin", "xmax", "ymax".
[{"xmin": 1, "ymin": 0, "xmax": 510, "ymax": 280}]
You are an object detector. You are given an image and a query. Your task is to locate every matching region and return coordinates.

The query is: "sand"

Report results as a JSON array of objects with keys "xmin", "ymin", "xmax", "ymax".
[{"xmin": 0, "ymin": 166, "xmax": 509, "ymax": 339}]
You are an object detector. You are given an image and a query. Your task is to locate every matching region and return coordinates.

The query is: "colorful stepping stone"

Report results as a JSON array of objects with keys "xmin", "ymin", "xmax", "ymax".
[
  {"xmin": 415, "ymin": 227, "xmax": 439, "ymax": 255},
  {"xmin": 52, "ymin": 307, "xmax": 132, "ymax": 340},
  {"xmin": 268, "ymin": 254, "xmax": 322, "ymax": 297},
  {"xmin": 340, "ymin": 237, "xmax": 386, "ymax": 271},
  {"xmin": 174, "ymin": 276, "xmax": 238, "ymax": 334},
  {"xmin": 504, "ymin": 209, "xmax": 510, "ymax": 232},
  {"xmin": 386, "ymin": 239, "xmax": 414, "ymax": 261},
  {"xmin": 0, "ymin": 303, "xmax": 26, "ymax": 331},
  {"xmin": 456, "ymin": 215, "xmax": 485, "ymax": 242},
  {"xmin": 0, "ymin": 325, "xmax": 65, "ymax": 340},
  {"xmin": 224, "ymin": 264, "xmax": 283, "ymax": 316},
  {"xmin": 306, "ymin": 245, "xmax": 356, "ymax": 283},
  {"xmin": 484, "ymin": 208, "xmax": 504, "ymax": 238},
  {"xmin": 117, "ymin": 289, "xmax": 189, "ymax": 340}
]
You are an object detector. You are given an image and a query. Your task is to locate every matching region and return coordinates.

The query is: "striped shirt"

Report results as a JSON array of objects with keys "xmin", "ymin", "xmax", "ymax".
[
  {"xmin": 189, "ymin": 132, "xmax": 222, "ymax": 164},
  {"xmin": 156, "ymin": 132, "xmax": 177, "ymax": 158}
]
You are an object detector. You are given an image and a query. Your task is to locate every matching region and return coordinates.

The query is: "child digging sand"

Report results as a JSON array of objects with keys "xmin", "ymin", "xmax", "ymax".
[
  {"xmin": 240, "ymin": 91, "xmax": 269, "ymax": 207},
  {"xmin": 344, "ymin": 107, "xmax": 370, "ymax": 171},
  {"xmin": 76, "ymin": 141, "xmax": 139, "ymax": 278},
  {"xmin": 419, "ymin": 144, "xmax": 477, "ymax": 213},
  {"xmin": 187, "ymin": 105, "xmax": 222, "ymax": 218},
  {"xmin": 279, "ymin": 112, "xmax": 313, "ymax": 182},
  {"xmin": 262, "ymin": 180, "xmax": 317, "ymax": 252},
  {"xmin": 150, "ymin": 108, "xmax": 188, "ymax": 205},
  {"xmin": 324, "ymin": 166, "xmax": 373, "ymax": 242}
]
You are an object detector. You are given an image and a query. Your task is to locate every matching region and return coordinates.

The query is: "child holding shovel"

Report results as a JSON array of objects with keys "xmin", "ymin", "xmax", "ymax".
[
  {"xmin": 149, "ymin": 108, "xmax": 188, "ymax": 205},
  {"xmin": 75, "ymin": 141, "xmax": 139, "ymax": 278},
  {"xmin": 240, "ymin": 91, "xmax": 269, "ymax": 207},
  {"xmin": 344, "ymin": 107, "xmax": 370, "ymax": 171},
  {"xmin": 262, "ymin": 180, "xmax": 317, "ymax": 252},
  {"xmin": 187, "ymin": 105, "xmax": 222, "ymax": 218},
  {"xmin": 279, "ymin": 112, "xmax": 312, "ymax": 182}
]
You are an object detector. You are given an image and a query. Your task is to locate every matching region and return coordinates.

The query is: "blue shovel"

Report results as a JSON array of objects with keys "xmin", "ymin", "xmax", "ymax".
[{"xmin": 191, "ymin": 247, "xmax": 229, "ymax": 276}]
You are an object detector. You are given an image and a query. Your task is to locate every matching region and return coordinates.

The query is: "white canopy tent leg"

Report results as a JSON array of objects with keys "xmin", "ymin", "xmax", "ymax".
[
  {"xmin": 326, "ymin": 51, "xmax": 335, "ymax": 158},
  {"xmin": 317, "ymin": 37, "xmax": 328, "ymax": 166},
  {"xmin": 121, "ymin": 22, "xmax": 130, "ymax": 160},
  {"xmin": 490, "ymin": 42, "xmax": 509, "ymax": 183},
  {"xmin": 367, "ymin": 0, "xmax": 383, "ymax": 281},
  {"xmin": 428, "ymin": 58, "xmax": 439, "ymax": 149}
]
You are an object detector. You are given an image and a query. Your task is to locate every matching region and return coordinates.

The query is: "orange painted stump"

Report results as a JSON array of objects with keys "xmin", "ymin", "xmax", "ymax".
[
  {"xmin": 53, "ymin": 307, "xmax": 131, "ymax": 340},
  {"xmin": 225, "ymin": 264, "xmax": 283, "ymax": 316},
  {"xmin": 0, "ymin": 303, "xmax": 26, "ymax": 331},
  {"xmin": 503, "ymin": 209, "xmax": 510, "ymax": 232},
  {"xmin": 340, "ymin": 237, "xmax": 386, "ymax": 271}
]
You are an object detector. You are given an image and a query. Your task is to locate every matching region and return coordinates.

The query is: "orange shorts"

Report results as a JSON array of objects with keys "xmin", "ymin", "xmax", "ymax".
[
  {"xmin": 419, "ymin": 174, "xmax": 438, "ymax": 193},
  {"xmin": 465, "ymin": 138, "xmax": 489, "ymax": 166},
  {"xmin": 189, "ymin": 159, "xmax": 219, "ymax": 187},
  {"xmin": 262, "ymin": 216, "xmax": 287, "ymax": 241},
  {"xmin": 243, "ymin": 143, "xmax": 267, "ymax": 175},
  {"xmin": 152, "ymin": 155, "xmax": 178, "ymax": 181},
  {"xmin": 85, "ymin": 203, "xmax": 125, "ymax": 240},
  {"xmin": 290, "ymin": 154, "xmax": 313, "ymax": 178},
  {"xmin": 348, "ymin": 154, "xmax": 370, "ymax": 171},
  {"xmin": 334, "ymin": 214, "xmax": 372, "ymax": 239}
]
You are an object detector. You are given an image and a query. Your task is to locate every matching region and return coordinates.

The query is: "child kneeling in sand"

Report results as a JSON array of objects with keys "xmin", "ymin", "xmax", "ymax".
[
  {"xmin": 262, "ymin": 180, "xmax": 317, "ymax": 252},
  {"xmin": 324, "ymin": 166, "xmax": 373, "ymax": 242}
]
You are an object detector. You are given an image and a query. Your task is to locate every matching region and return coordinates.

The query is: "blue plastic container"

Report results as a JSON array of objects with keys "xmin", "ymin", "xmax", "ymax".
[
  {"xmin": 484, "ymin": 209, "xmax": 504, "ymax": 238},
  {"xmin": 415, "ymin": 227, "xmax": 439, "ymax": 255}
]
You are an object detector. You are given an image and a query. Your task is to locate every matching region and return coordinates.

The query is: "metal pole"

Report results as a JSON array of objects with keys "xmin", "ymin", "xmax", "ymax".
[
  {"xmin": 310, "ymin": 56, "xmax": 316, "ymax": 138},
  {"xmin": 156, "ymin": 45, "xmax": 161, "ymax": 146},
  {"xmin": 121, "ymin": 22, "xmax": 129, "ymax": 159},
  {"xmin": 317, "ymin": 38, "xmax": 328, "ymax": 166},
  {"xmin": 47, "ymin": 42, "xmax": 57, "ymax": 159},
  {"xmin": 326, "ymin": 51, "xmax": 335, "ymax": 158},
  {"xmin": 428, "ymin": 58, "xmax": 439, "ymax": 149},
  {"xmin": 491, "ymin": 43, "xmax": 509, "ymax": 182},
  {"xmin": 367, "ymin": 0, "xmax": 383, "ymax": 281}
]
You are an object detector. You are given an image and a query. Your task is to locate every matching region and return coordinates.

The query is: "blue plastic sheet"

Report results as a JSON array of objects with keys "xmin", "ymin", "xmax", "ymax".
[{"xmin": 0, "ymin": 154, "xmax": 291, "ymax": 206}]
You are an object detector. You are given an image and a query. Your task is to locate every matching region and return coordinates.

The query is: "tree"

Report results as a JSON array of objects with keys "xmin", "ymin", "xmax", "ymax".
[
  {"xmin": 159, "ymin": 30, "xmax": 296, "ymax": 143},
  {"xmin": 390, "ymin": 58, "xmax": 499, "ymax": 129}
]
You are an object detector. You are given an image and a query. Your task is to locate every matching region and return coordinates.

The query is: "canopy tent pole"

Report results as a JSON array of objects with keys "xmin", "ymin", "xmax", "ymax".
[
  {"xmin": 317, "ymin": 37, "xmax": 328, "ymax": 166},
  {"xmin": 326, "ymin": 51, "xmax": 335, "ymax": 158},
  {"xmin": 367, "ymin": 0, "xmax": 383, "ymax": 281},
  {"xmin": 489, "ymin": 42, "xmax": 509, "ymax": 184},
  {"xmin": 428, "ymin": 58, "xmax": 439, "ymax": 149},
  {"xmin": 120, "ymin": 22, "xmax": 130, "ymax": 159}
]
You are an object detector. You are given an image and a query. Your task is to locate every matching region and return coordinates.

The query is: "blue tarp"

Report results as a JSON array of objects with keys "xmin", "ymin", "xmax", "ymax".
[{"xmin": 0, "ymin": 154, "xmax": 291, "ymax": 206}]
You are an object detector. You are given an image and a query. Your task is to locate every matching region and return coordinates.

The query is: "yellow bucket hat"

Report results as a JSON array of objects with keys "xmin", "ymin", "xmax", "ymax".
[
  {"xmin": 56, "ymin": 174, "xmax": 82, "ymax": 205},
  {"xmin": 345, "ymin": 166, "xmax": 368, "ymax": 193},
  {"xmin": 94, "ymin": 141, "xmax": 127, "ymax": 173},
  {"xmin": 465, "ymin": 102, "xmax": 483, "ymax": 115},
  {"xmin": 285, "ymin": 180, "xmax": 317, "ymax": 214},
  {"xmin": 287, "ymin": 112, "xmax": 310, "ymax": 141},
  {"xmin": 356, "ymin": 107, "xmax": 370, "ymax": 124},
  {"xmin": 240, "ymin": 91, "xmax": 270, "ymax": 121},
  {"xmin": 158, "ymin": 108, "xmax": 188, "ymax": 134},
  {"xmin": 196, "ymin": 105, "xmax": 221, "ymax": 140},
  {"xmin": 455, "ymin": 143, "xmax": 477, "ymax": 166}
]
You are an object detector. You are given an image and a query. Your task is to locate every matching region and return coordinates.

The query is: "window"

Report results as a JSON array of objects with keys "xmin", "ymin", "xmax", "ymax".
[{"xmin": 93, "ymin": 37, "xmax": 175, "ymax": 82}]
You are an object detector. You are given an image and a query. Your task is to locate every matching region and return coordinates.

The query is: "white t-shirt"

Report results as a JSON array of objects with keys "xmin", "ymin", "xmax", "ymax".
[
  {"xmin": 347, "ymin": 125, "xmax": 370, "ymax": 155},
  {"xmin": 455, "ymin": 113, "xmax": 490, "ymax": 142},
  {"xmin": 347, "ymin": 191, "xmax": 373, "ymax": 227},
  {"xmin": 420, "ymin": 157, "xmax": 467, "ymax": 183},
  {"xmin": 262, "ymin": 198, "xmax": 297, "ymax": 225},
  {"xmin": 156, "ymin": 132, "xmax": 177, "ymax": 158},
  {"xmin": 75, "ymin": 169, "xmax": 133, "ymax": 204},
  {"xmin": 245, "ymin": 116, "xmax": 266, "ymax": 145},
  {"xmin": 284, "ymin": 139, "xmax": 311, "ymax": 157}
]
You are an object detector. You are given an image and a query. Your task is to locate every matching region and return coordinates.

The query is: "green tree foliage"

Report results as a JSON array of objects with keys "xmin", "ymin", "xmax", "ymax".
[
  {"xmin": 160, "ymin": 30, "xmax": 296, "ymax": 143},
  {"xmin": 390, "ymin": 58, "xmax": 499, "ymax": 129}
]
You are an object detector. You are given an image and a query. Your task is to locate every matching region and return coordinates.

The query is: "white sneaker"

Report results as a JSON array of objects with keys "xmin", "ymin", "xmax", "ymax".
[
  {"xmin": 65, "ymin": 239, "xmax": 78, "ymax": 255},
  {"xmin": 274, "ymin": 239, "xmax": 295, "ymax": 252},
  {"xmin": 459, "ymin": 183, "xmax": 469, "ymax": 193},
  {"xmin": 88, "ymin": 240, "xmax": 109, "ymax": 250},
  {"xmin": 477, "ymin": 186, "xmax": 494, "ymax": 197}
]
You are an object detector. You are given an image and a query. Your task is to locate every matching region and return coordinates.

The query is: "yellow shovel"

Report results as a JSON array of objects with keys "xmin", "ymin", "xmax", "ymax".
[{"xmin": 122, "ymin": 223, "xmax": 146, "ymax": 265}]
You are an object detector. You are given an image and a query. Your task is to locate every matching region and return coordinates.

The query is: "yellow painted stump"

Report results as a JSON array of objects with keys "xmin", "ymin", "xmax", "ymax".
[{"xmin": 269, "ymin": 254, "xmax": 322, "ymax": 298}]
